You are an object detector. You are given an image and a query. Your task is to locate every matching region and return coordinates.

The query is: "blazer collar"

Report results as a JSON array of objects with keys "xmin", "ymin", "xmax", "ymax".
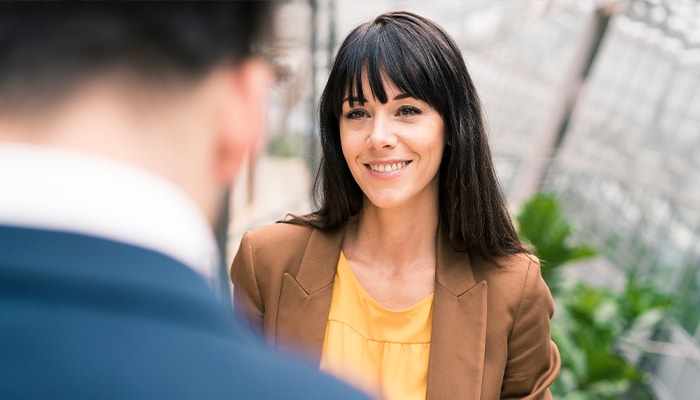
[
  {"xmin": 275, "ymin": 226, "xmax": 343, "ymax": 361},
  {"xmin": 290, "ymin": 225, "xmax": 479, "ymax": 295},
  {"xmin": 276, "ymin": 226, "xmax": 488, "ymax": 399},
  {"xmin": 295, "ymin": 226, "xmax": 344, "ymax": 293},
  {"xmin": 426, "ymin": 234, "xmax": 488, "ymax": 399}
]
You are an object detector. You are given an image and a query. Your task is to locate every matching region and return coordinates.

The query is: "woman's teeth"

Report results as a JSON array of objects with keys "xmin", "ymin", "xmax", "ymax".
[{"xmin": 368, "ymin": 162, "xmax": 408, "ymax": 172}]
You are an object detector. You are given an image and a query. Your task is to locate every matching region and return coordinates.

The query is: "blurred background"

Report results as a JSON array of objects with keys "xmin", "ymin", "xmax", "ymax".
[{"xmin": 224, "ymin": 0, "xmax": 699, "ymax": 398}]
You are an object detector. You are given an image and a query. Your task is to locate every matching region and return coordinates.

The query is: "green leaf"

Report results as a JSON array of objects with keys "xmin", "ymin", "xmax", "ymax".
[{"xmin": 516, "ymin": 192, "xmax": 597, "ymax": 292}]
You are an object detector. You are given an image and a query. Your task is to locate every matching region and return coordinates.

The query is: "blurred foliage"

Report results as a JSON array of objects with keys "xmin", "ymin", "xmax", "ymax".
[
  {"xmin": 550, "ymin": 280, "xmax": 675, "ymax": 399},
  {"xmin": 517, "ymin": 192, "xmax": 675, "ymax": 399},
  {"xmin": 267, "ymin": 134, "xmax": 304, "ymax": 158},
  {"xmin": 672, "ymin": 265, "xmax": 700, "ymax": 334},
  {"xmin": 517, "ymin": 192, "xmax": 597, "ymax": 294}
]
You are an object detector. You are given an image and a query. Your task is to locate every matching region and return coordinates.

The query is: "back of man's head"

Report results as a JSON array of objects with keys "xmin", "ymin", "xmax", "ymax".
[
  {"xmin": 0, "ymin": 2, "xmax": 275, "ymax": 224},
  {"xmin": 0, "ymin": 1, "xmax": 271, "ymax": 112}
]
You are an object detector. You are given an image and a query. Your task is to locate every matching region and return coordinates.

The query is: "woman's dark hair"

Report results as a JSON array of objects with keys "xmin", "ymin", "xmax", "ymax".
[{"xmin": 288, "ymin": 11, "xmax": 527, "ymax": 261}]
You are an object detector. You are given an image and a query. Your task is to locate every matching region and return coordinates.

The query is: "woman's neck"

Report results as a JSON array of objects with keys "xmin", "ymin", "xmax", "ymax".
[{"xmin": 344, "ymin": 201, "xmax": 439, "ymax": 273}]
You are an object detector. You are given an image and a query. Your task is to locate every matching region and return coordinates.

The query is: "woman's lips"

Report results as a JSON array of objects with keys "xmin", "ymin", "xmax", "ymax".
[{"xmin": 366, "ymin": 161, "xmax": 411, "ymax": 172}]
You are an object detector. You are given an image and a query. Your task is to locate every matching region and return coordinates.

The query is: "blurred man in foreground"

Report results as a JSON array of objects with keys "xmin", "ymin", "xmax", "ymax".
[{"xmin": 0, "ymin": 2, "xmax": 368, "ymax": 399}]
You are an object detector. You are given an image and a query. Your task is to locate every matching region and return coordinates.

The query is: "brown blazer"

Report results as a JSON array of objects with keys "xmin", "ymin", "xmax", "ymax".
[{"xmin": 231, "ymin": 222, "xmax": 560, "ymax": 399}]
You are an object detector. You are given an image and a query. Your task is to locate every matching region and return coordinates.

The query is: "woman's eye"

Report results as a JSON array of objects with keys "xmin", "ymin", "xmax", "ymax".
[
  {"xmin": 345, "ymin": 110, "xmax": 368, "ymax": 120},
  {"xmin": 398, "ymin": 106, "xmax": 420, "ymax": 116}
]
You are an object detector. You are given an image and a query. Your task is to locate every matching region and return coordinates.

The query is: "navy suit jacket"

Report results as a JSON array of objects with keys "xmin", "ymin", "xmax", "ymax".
[{"xmin": 0, "ymin": 225, "xmax": 368, "ymax": 399}]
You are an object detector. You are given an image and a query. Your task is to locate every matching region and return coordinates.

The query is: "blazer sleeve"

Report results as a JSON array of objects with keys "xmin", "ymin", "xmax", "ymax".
[
  {"xmin": 230, "ymin": 231, "xmax": 265, "ymax": 335},
  {"xmin": 501, "ymin": 257, "xmax": 561, "ymax": 399}
]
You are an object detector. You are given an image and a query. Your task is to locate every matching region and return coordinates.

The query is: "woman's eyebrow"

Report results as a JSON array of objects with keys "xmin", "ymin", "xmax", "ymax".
[{"xmin": 341, "ymin": 93, "xmax": 413, "ymax": 103}]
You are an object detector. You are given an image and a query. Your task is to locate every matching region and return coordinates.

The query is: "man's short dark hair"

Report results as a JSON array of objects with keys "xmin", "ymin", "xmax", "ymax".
[{"xmin": 0, "ymin": 1, "xmax": 272, "ymax": 111}]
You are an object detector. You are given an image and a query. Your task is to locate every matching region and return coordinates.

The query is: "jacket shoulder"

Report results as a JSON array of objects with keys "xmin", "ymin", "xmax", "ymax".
[
  {"xmin": 471, "ymin": 253, "xmax": 547, "ymax": 308},
  {"xmin": 243, "ymin": 222, "xmax": 314, "ymax": 259},
  {"xmin": 472, "ymin": 252, "xmax": 540, "ymax": 280},
  {"xmin": 239, "ymin": 222, "xmax": 315, "ymax": 274},
  {"xmin": 246, "ymin": 222, "xmax": 314, "ymax": 248}
]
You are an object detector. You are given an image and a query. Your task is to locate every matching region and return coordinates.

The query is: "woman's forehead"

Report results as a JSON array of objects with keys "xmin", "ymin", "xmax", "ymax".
[{"xmin": 343, "ymin": 70, "xmax": 403, "ymax": 102}]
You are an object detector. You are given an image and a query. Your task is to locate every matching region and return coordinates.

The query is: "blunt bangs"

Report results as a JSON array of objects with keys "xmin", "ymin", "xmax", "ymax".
[{"xmin": 330, "ymin": 15, "xmax": 455, "ymax": 119}]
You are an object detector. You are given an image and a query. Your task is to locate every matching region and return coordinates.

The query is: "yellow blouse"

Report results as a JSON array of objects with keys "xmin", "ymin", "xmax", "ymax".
[{"xmin": 320, "ymin": 252, "xmax": 434, "ymax": 400}]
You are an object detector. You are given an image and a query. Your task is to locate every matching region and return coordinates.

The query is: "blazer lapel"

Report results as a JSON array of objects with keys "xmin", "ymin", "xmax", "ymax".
[
  {"xmin": 427, "ymin": 236, "xmax": 488, "ymax": 399},
  {"xmin": 276, "ymin": 226, "xmax": 344, "ymax": 363}
]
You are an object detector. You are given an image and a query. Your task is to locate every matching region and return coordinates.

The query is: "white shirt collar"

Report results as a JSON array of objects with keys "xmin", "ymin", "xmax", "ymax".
[{"xmin": 0, "ymin": 144, "xmax": 218, "ymax": 280}]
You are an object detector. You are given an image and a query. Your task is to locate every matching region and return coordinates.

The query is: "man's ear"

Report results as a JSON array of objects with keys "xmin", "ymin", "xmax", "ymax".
[{"xmin": 214, "ymin": 58, "xmax": 273, "ymax": 183}]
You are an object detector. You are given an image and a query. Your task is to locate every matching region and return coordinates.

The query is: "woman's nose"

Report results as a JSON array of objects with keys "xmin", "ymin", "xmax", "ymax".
[{"xmin": 367, "ymin": 115, "xmax": 397, "ymax": 150}]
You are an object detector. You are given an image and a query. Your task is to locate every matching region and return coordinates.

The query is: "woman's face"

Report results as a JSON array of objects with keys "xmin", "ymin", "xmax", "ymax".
[{"xmin": 339, "ymin": 73, "xmax": 445, "ymax": 212}]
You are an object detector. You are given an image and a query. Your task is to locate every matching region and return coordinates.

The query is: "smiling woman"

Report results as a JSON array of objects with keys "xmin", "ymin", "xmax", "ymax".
[
  {"xmin": 231, "ymin": 11, "xmax": 560, "ymax": 400},
  {"xmin": 339, "ymin": 75, "xmax": 444, "ymax": 213}
]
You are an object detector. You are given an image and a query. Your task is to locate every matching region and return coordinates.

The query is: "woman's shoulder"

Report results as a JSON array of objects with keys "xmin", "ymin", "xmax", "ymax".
[
  {"xmin": 498, "ymin": 252, "xmax": 540, "ymax": 271},
  {"xmin": 471, "ymin": 252, "xmax": 543, "ymax": 289},
  {"xmin": 247, "ymin": 221, "xmax": 314, "ymax": 239},
  {"xmin": 475, "ymin": 252, "xmax": 539, "ymax": 272},
  {"xmin": 242, "ymin": 222, "xmax": 315, "ymax": 254},
  {"xmin": 236, "ymin": 221, "xmax": 344, "ymax": 279},
  {"xmin": 471, "ymin": 252, "xmax": 553, "ymax": 315}
]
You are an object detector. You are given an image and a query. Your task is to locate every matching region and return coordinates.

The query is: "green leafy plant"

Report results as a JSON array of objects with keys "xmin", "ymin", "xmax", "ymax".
[
  {"xmin": 551, "ymin": 283, "xmax": 642, "ymax": 399},
  {"xmin": 617, "ymin": 279, "xmax": 676, "ymax": 333},
  {"xmin": 517, "ymin": 192, "xmax": 597, "ymax": 293},
  {"xmin": 516, "ymin": 192, "xmax": 675, "ymax": 399},
  {"xmin": 550, "ymin": 280, "xmax": 675, "ymax": 399}
]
